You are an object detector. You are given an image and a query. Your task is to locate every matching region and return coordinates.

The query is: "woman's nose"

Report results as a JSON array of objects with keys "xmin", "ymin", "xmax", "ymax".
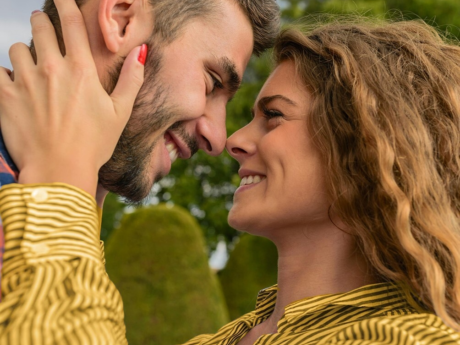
[{"xmin": 226, "ymin": 122, "xmax": 257, "ymax": 162}]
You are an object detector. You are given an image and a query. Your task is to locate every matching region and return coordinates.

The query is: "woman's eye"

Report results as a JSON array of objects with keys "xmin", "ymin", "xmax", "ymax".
[{"xmin": 263, "ymin": 108, "xmax": 284, "ymax": 119}]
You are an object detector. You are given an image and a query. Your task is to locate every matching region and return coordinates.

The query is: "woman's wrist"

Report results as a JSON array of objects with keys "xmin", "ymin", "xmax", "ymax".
[{"xmin": 18, "ymin": 164, "xmax": 98, "ymax": 198}]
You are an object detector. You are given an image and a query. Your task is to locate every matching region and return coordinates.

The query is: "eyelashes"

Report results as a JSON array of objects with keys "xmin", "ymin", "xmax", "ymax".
[
  {"xmin": 210, "ymin": 73, "xmax": 224, "ymax": 94},
  {"xmin": 261, "ymin": 105, "xmax": 285, "ymax": 120}
]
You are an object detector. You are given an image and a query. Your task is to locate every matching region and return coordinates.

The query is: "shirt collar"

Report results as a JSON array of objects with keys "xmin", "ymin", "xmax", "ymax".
[
  {"xmin": 254, "ymin": 285, "xmax": 278, "ymax": 319},
  {"xmin": 254, "ymin": 282, "xmax": 423, "ymax": 326}
]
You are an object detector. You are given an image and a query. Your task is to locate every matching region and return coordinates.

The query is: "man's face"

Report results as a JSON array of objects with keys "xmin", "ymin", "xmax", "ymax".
[{"xmin": 99, "ymin": 0, "xmax": 254, "ymax": 202}]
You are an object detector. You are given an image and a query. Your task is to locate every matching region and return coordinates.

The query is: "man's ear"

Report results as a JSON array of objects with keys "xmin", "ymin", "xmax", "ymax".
[{"xmin": 98, "ymin": 0, "xmax": 136, "ymax": 53}]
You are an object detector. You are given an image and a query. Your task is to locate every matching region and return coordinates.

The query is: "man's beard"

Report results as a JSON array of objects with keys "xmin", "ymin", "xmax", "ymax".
[{"xmin": 98, "ymin": 43, "xmax": 176, "ymax": 203}]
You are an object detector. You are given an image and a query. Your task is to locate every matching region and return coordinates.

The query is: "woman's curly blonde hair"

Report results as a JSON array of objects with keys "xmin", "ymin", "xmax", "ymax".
[{"xmin": 274, "ymin": 17, "xmax": 460, "ymax": 330}]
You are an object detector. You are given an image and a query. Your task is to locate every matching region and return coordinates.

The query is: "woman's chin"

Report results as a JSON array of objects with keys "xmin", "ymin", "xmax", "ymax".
[
  {"xmin": 228, "ymin": 208, "xmax": 259, "ymax": 233},
  {"xmin": 228, "ymin": 209, "xmax": 248, "ymax": 232},
  {"xmin": 227, "ymin": 211, "xmax": 240, "ymax": 230}
]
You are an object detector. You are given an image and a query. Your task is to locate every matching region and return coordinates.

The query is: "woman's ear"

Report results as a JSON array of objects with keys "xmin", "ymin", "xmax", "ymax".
[{"xmin": 98, "ymin": 0, "xmax": 136, "ymax": 53}]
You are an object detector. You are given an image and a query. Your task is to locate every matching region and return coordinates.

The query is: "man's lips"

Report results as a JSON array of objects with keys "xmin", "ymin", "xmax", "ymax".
[{"xmin": 165, "ymin": 131, "xmax": 192, "ymax": 159}]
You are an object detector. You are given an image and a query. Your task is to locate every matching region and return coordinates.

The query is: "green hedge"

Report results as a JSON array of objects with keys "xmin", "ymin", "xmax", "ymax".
[
  {"xmin": 105, "ymin": 204, "xmax": 229, "ymax": 344},
  {"xmin": 218, "ymin": 234, "xmax": 278, "ymax": 320}
]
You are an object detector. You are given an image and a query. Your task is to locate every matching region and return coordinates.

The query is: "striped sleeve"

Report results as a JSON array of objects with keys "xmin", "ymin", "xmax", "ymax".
[{"xmin": 0, "ymin": 183, "xmax": 127, "ymax": 345}]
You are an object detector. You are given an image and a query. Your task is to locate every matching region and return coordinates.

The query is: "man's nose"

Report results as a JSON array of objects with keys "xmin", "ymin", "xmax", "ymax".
[{"xmin": 196, "ymin": 103, "xmax": 227, "ymax": 156}]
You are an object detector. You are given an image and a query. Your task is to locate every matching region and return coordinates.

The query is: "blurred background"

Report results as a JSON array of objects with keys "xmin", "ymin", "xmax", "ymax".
[{"xmin": 2, "ymin": 0, "xmax": 460, "ymax": 343}]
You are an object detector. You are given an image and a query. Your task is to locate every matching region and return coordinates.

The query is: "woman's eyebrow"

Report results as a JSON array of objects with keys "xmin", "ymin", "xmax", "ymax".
[
  {"xmin": 257, "ymin": 95, "xmax": 298, "ymax": 111},
  {"xmin": 250, "ymin": 95, "xmax": 297, "ymax": 118}
]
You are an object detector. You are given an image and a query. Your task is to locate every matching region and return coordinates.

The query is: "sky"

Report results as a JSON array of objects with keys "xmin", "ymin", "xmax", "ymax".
[{"xmin": 0, "ymin": 0, "xmax": 43, "ymax": 69}]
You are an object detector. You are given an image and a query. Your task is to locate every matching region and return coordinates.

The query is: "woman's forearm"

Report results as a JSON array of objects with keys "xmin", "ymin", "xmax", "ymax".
[{"xmin": 0, "ymin": 183, "xmax": 127, "ymax": 345}]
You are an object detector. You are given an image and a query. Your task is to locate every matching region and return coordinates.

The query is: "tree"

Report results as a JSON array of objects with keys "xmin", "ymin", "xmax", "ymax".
[
  {"xmin": 105, "ymin": 205, "xmax": 229, "ymax": 344},
  {"xmin": 218, "ymin": 234, "xmax": 278, "ymax": 320},
  {"xmin": 385, "ymin": 0, "xmax": 460, "ymax": 38},
  {"xmin": 100, "ymin": 192, "xmax": 125, "ymax": 242}
]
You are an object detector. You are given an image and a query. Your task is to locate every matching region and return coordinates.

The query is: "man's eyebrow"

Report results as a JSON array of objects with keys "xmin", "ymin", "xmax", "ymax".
[
  {"xmin": 257, "ymin": 95, "xmax": 298, "ymax": 111},
  {"xmin": 219, "ymin": 57, "xmax": 241, "ymax": 99}
]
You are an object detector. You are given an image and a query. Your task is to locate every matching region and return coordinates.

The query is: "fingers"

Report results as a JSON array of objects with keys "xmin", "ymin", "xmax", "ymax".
[
  {"xmin": 53, "ymin": 0, "xmax": 93, "ymax": 60},
  {"xmin": 9, "ymin": 43, "xmax": 35, "ymax": 76},
  {"xmin": 30, "ymin": 11, "xmax": 61, "ymax": 63},
  {"xmin": 110, "ymin": 45, "xmax": 146, "ymax": 124},
  {"xmin": 0, "ymin": 67, "xmax": 14, "ymax": 119},
  {"xmin": 0, "ymin": 67, "xmax": 13, "ymax": 84},
  {"xmin": 0, "ymin": 67, "xmax": 13, "ymax": 104}
]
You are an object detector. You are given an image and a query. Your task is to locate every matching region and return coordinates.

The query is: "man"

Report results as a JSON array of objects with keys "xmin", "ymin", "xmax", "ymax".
[
  {"xmin": 0, "ymin": 0, "xmax": 279, "ymax": 342},
  {"xmin": 5, "ymin": 0, "xmax": 279, "ymax": 203}
]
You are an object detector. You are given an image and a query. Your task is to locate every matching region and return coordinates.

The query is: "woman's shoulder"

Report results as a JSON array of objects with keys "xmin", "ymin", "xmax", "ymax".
[{"xmin": 321, "ymin": 312, "xmax": 460, "ymax": 345}]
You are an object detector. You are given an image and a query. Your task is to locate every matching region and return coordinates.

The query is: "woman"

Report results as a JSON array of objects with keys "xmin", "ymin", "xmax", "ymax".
[
  {"xmin": 0, "ymin": 15, "xmax": 459, "ymax": 345},
  {"xmin": 183, "ymin": 19, "xmax": 460, "ymax": 344}
]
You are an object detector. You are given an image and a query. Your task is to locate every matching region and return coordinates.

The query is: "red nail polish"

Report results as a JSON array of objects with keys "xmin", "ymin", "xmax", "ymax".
[
  {"xmin": 31, "ymin": 10, "xmax": 41, "ymax": 15},
  {"xmin": 138, "ymin": 44, "xmax": 148, "ymax": 65}
]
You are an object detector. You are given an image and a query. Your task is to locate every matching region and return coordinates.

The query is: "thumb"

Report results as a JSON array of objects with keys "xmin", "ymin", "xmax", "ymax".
[{"xmin": 110, "ymin": 44, "xmax": 147, "ymax": 123}]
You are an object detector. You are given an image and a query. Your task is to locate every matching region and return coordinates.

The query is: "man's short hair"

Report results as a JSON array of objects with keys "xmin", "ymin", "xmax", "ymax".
[
  {"xmin": 42, "ymin": 0, "xmax": 280, "ymax": 57},
  {"xmin": 149, "ymin": 0, "xmax": 280, "ymax": 56}
]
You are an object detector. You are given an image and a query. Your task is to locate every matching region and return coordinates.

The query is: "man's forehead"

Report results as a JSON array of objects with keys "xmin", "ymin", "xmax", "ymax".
[{"xmin": 187, "ymin": 1, "xmax": 253, "ymax": 65}]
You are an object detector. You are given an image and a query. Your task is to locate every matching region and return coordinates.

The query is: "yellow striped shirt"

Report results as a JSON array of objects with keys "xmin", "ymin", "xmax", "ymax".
[
  {"xmin": 0, "ymin": 183, "xmax": 458, "ymax": 344},
  {"xmin": 0, "ymin": 183, "xmax": 127, "ymax": 344},
  {"xmin": 185, "ymin": 283, "xmax": 460, "ymax": 344}
]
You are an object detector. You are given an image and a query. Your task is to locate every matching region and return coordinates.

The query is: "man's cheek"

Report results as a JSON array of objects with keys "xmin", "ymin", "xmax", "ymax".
[{"xmin": 177, "ymin": 87, "xmax": 207, "ymax": 120}]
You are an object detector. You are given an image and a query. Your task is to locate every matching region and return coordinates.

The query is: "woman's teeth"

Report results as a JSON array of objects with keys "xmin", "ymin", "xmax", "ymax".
[
  {"xmin": 166, "ymin": 143, "xmax": 178, "ymax": 163},
  {"xmin": 240, "ymin": 175, "xmax": 266, "ymax": 186}
]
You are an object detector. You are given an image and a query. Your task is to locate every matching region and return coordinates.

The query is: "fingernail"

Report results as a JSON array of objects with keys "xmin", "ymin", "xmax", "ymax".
[
  {"xmin": 138, "ymin": 44, "xmax": 148, "ymax": 65},
  {"xmin": 31, "ymin": 10, "xmax": 41, "ymax": 15}
]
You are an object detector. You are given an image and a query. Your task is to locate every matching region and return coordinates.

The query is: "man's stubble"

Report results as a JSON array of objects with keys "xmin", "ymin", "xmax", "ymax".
[{"xmin": 98, "ymin": 42, "xmax": 175, "ymax": 203}]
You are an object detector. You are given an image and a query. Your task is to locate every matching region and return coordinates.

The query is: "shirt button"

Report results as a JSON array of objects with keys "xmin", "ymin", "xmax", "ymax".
[
  {"xmin": 33, "ymin": 243, "xmax": 50, "ymax": 255},
  {"xmin": 32, "ymin": 188, "xmax": 49, "ymax": 203}
]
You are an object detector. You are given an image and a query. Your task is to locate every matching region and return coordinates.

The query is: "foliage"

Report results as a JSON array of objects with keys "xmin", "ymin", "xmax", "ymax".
[
  {"xmin": 385, "ymin": 0, "xmax": 460, "ymax": 39},
  {"xmin": 218, "ymin": 234, "xmax": 278, "ymax": 320},
  {"xmin": 105, "ymin": 204, "xmax": 229, "ymax": 344},
  {"xmin": 280, "ymin": 0, "xmax": 328, "ymax": 21},
  {"xmin": 280, "ymin": 0, "xmax": 460, "ymax": 41},
  {"xmin": 100, "ymin": 192, "xmax": 125, "ymax": 242},
  {"xmin": 322, "ymin": 0, "xmax": 386, "ymax": 16}
]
